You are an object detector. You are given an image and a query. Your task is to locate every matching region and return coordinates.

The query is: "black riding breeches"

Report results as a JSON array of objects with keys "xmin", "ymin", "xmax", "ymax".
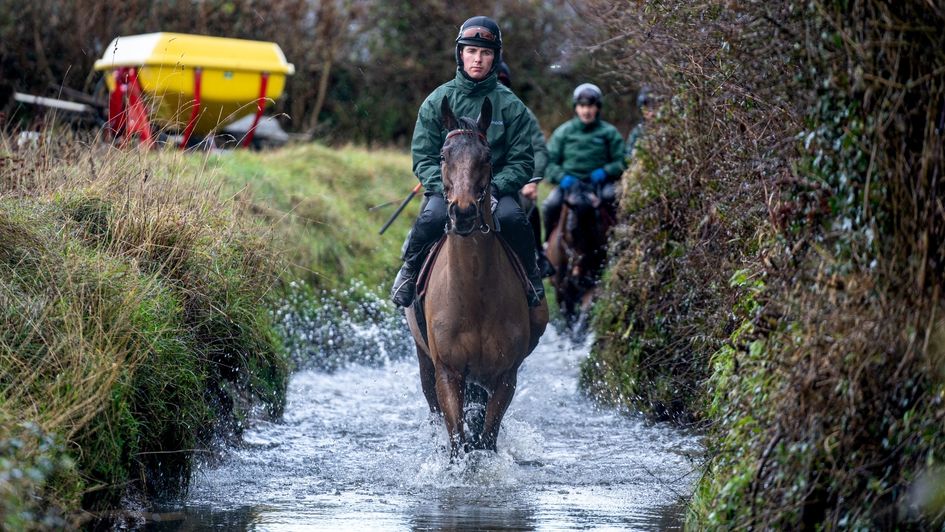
[
  {"xmin": 402, "ymin": 193, "xmax": 448, "ymax": 265},
  {"xmin": 519, "ymin": 193, "xmax": 543, "ymax": 248},
  {"xmin": 402, "ymin": 193, "xmax": 539, "ymax": 276}
]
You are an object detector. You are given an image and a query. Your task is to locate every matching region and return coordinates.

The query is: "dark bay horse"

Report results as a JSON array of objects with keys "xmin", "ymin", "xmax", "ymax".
[
  {"xmin": 405, "ymin": 97, "xmax": 548, "ymax": 457},
  {"xmin": 545, "ymin": 182, "xmax": 614, "ymax": 334}
]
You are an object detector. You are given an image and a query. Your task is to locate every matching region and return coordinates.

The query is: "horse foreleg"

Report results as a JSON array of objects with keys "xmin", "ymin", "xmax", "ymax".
[
  {"xmin": 416, "ymin": 347, "xmax": 440, "ymax": 414},
  {"xmin": 434, "ymin": 365, "xmax": 465, "ymax": 458},
  {"xmin": 480, "ymin": 370, "xmax": 518, "ymax": 451}
]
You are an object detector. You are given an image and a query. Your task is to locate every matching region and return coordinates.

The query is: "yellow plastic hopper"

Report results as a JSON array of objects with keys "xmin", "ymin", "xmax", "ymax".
[{"xmin": 94, "ymin": 32, "xmax": 294, "ymax": 139}]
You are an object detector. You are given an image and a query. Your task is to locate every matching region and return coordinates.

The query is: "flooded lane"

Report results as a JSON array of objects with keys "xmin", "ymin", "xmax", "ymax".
[{"xmin": 151, "ymin": 329, "xmax": 702, "ymax": 530}]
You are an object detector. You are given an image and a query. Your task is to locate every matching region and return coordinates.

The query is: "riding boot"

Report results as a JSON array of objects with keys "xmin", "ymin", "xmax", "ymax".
[
  {"xmin": 390, "ymin": 194, "xmax": 448, "ymax": 307},
  {"xmin": 390, "ymin": 259, "xmax": 420, "ymax": 307}
]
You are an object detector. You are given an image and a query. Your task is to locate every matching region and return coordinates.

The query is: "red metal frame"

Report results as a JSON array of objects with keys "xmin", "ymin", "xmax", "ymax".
[
  {"xmin": 107, "ymin": 66, "xmax": 271, "ymax": 150},
  {"xmin": 180, "ymin": 67, "xmax": 203, "ymax": 149},
  {"xmin": 106, "ymin": 67, "xmax": 154, "ymax": 149},
  {"xmin": 242, "ymin": 72, "xmax": 270, "ymax": 148}
]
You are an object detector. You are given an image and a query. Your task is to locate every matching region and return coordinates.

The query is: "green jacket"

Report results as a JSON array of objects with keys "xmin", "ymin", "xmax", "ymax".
[
  {"xmin": 545, "ymin": 116, "xmax": 627, "ymax": 185},
  {"xmin": 412, "ymin": 69, "xmax": 534, "ymax": 196},
  {"xmin": 526, "ymin": 108, "xmax": 548, "ymax": 179}
]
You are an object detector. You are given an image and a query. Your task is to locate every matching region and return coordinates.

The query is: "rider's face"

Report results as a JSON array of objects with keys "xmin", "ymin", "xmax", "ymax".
[
  {"xmin": 575, "ymin": 103, "xmax": 598, "ymax": 124},
  {"xmin": 462, "ymin": 46, "xmax": 495, "ymax": 81}
]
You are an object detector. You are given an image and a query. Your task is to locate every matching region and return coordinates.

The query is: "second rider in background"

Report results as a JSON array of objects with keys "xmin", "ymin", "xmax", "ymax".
[{"xmin": 542, "ymin": 83, "xmax": 626, "ymax": 245}]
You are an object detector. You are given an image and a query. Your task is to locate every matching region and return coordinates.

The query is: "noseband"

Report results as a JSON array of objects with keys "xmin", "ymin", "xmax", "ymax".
[
  {"xmin": 443, "ymin": 128, "xmax": 492, "ymax": 236},
  {"xmin": 446, "ymin": 186, "xmax": 491, "ymax": 236}
]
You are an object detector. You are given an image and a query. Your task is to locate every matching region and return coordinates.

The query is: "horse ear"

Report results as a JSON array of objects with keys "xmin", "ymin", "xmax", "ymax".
[
  {"xmin": 477, "ymin": 97, "xmax": 493, "ymax": 134},
  {"xmin": 441, "ymin": 97, "xmax": 459, "ymax": 131}
]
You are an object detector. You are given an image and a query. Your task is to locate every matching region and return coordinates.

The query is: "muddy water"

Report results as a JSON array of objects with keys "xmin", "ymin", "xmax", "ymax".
[{"xmin": 148, "ymin": 328, "xmax": 702, "ymax": 531}]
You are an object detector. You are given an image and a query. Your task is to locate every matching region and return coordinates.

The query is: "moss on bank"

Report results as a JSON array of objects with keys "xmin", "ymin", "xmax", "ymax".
[{"xmin": 583, "ymin": 1, "xmax": 945, "ymax": 527}]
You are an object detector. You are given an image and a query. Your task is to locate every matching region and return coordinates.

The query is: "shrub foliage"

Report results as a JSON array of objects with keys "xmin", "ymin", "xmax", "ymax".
[{"xmin": 581, "ymin": 0, "xmax": 945, "ymax": 527}]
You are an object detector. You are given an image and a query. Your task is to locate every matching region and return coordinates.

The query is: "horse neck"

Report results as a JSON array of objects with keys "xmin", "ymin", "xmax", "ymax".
[{"xmin": 444, "ymin": 229, "xmax": 502, "ymax": 290}]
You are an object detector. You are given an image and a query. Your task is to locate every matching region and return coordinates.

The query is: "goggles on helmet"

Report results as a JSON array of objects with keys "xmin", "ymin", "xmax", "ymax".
[{"xmin": 459, "ymin": 26, "xmax": 498, "ymax": 43}]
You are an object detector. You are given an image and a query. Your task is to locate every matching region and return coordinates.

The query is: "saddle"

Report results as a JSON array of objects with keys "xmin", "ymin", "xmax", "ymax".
[{"xmin": 411, "ymin": 234, "xmax": 534, "ymax": 346}]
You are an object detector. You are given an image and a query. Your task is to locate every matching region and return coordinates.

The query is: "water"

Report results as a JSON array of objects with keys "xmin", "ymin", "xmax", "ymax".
[{"xmin": 148, "ymin": 328, "xmax": 702, "ymax": 531}]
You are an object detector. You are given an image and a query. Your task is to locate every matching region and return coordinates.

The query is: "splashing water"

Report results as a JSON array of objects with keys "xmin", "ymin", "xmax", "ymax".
[{"xmin": 148, "ymin": 293, "xmax": 703, "ymax": 531}]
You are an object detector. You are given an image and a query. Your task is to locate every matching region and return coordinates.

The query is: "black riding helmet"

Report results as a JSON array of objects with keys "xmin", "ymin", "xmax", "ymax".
[
  {"xmin": 573, "ymin": 83, "xmax": 603, "ymax": 108},
  {"xmin": 455, "ymin": 16, "xmax": 503, "ymax": 80}
]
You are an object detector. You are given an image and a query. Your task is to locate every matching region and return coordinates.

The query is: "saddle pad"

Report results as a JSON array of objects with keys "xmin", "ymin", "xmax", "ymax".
[
  {"xmin": 497, "ymin": 234, "xmax": 538, "ymax": 303},
  {"xmin": 415, "ymin": 234, "xmax": 534, "ymax": 306},
  {"xmin": 415, "ymin": 236, "xmax": 447, "ymax": 302}
]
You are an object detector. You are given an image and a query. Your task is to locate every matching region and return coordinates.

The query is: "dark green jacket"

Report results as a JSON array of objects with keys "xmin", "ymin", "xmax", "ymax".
[
  {"xmin": 412, "ymin": 69, "xmax": 534, "ymax": 196},
  {"xmin": 545, "ymin": 117, "xmax": 627, "ymax": 185},
  {"xmin": 526, "ymin": 108, "xmax": 548, "ymax": 179}
]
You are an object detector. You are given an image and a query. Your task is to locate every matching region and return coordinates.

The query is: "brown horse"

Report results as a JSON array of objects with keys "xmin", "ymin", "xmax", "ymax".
[
  {"xmin": 405, "ymin": 97, "xmax": 548, "ymax": 457},
  {"xmin": 545, "ymin": 182, "xmax": 614, "ymax": 334}
]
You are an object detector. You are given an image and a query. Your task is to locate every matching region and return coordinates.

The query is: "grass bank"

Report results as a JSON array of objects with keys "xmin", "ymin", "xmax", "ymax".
[
  {"xmin": 192, "ymin": 143, "xmax": 419, "ymax": 292},
  {"xmin": 581, "ymin": 1, "xmax": 945, "ymax": 527},
  {"xmin": 0, "ymin": 137, "xmax": 415, "ymax": 526}
]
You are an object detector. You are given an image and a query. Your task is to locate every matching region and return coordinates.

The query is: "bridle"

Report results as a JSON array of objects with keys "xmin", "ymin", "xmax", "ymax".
[{"xmin": 443, "ymin": 128, "xmax": 492, "ymax": 236}]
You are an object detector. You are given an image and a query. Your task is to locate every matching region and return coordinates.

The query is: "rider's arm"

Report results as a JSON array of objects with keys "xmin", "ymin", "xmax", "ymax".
[
  {"xmin": 492, "ymin": 108, "xmax": 534, "ymax": 196},
  {"xmin": 544, "ymin": 124, "xmax": 567, "ymax": 185},
  {"xmin": 411, "ymin": 98, "xmax": 445, "ymax": 194},
  {"xmin": 527, "ymin": 109, "xmax": 548, "ymax": 179},
  {"xmin": 602, "ymin": 125, "xmax": 627, "ymax": 180}
]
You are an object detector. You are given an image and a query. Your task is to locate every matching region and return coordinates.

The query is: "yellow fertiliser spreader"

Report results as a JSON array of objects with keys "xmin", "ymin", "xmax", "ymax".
[{"xmin": 94, "ymin": 32, "xmax": 294, "ymax": 148}]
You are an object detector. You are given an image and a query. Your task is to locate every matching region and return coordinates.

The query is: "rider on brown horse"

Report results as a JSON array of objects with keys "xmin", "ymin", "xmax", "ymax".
[
  {"xmin": 391, "ymin": 15, "xmax": 546, "ymax": 309},
  {"xmin": 542, "ymin": 83, "xmax": 627, "ymax": 246}
]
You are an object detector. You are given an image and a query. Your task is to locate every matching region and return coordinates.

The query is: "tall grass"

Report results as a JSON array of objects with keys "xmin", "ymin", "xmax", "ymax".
[{"xmin": 0, "ymin": 131, "xmax": 288, "ymax": 525}]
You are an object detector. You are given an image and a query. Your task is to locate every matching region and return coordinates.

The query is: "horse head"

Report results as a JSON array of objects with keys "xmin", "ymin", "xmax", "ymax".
[{"xmin": 440, "ymin": 96, "xmax": 493, "ymax": 237}]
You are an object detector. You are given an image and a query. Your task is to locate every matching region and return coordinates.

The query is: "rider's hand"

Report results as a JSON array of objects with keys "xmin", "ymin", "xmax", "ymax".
[
  {"xmin": 590, "ymin": 168, "xmax": 607, "ymax": 184},
  {"xmin": 521, "ymin": 182, "xmax": 538, "ymax": 200},
  {"xmin": 559, "ymin": 174, "xmax": 577, "ymax": 190}
]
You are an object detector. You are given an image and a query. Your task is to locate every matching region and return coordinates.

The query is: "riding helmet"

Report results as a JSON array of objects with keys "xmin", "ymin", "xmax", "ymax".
[
  {"xmin": 455, "ymin": 16, "xmax": 503, "ymax": 76},
  {"xmin": 572, "ymin": 83, "xmax": 603, "ymax": 108}
]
